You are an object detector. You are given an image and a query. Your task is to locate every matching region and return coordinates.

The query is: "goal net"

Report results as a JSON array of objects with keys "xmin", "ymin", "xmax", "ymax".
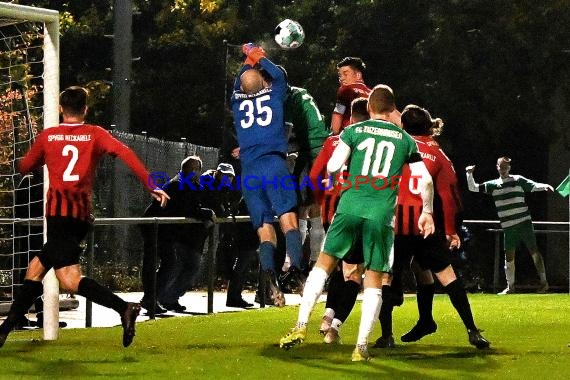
[{"xmin": 0, "ymin": 3, "xmax": 59, "ymax": 339}]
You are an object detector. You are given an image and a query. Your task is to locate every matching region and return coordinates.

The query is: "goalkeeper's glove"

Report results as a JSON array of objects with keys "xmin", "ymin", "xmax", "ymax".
[
  {"xmin": 245, "ymin": 47, "xmax": 266, "ymax": 66},
  {"xmin": 242, "ymin": 42, "xmax": 255, "ymax": 55},
  {"xmin": 242, "ymin": 43, "xmax": 266, "ymax": 66},
  {"xmin": 244, "ymin": 55, "xmax": 256, "ymax": 67},
  {"xmin": 242, "ymin": 43, "xmax": 258, "ymax": 66}
]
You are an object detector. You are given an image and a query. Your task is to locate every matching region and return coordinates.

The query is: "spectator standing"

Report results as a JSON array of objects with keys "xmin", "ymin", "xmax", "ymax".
[
  {"xmin": 200, "ymin": 163, "xmax": 254, "ymax": 308},
  {"xmin": 140, "ymin": 155, "xmax": 212, "ymax": 313}
]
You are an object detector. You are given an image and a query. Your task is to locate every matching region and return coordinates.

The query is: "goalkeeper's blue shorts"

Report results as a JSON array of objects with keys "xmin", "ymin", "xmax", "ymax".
[{"xmin": 241, "ymin": 154, "xmax": 298, "ymax": 229}]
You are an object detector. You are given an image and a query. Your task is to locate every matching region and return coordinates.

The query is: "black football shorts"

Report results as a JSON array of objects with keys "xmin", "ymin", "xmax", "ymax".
[{"xmin": 38, "ymin": 216, "xmax": 90, "ymax": 270}]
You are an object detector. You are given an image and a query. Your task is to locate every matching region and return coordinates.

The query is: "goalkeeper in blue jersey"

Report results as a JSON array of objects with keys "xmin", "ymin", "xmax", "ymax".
[
  {"xmin": 230, "ymin": 44, "xmax": 304, "ymax": 307},
  {"xmin": 259, "ymin": 65, "xmax": 329, "ymax": 276},
  {"xmin": 466, "ymin": 157, "xmax": 553, "ymax": 294}
]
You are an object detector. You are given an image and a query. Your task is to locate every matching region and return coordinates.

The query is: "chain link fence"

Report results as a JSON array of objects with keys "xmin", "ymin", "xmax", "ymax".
[{"xmin": 90, "ymin": 131, "xmax": 220, "ymax": 290}]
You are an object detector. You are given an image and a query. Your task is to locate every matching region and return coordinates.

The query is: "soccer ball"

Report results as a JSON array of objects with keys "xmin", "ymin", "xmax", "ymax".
[{"xmin": 274, "ymin": 19, "xmax": 305, "ymax": 49}]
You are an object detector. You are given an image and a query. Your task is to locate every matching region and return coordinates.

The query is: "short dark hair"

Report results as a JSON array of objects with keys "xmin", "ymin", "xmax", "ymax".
[
  {"xmin": 350, "ymin": 97, "xmax": 369, "ymax": 122},
  {"xmin": 336, "ymin": 57, "xmax": 366, "ymax": 73},
  {"xmin": 180, "ymin": 155, "xmax": 202, "ymax": 175},
  {"xmin": 368, "ymin": 84, "xmax": 395, "ymax": 114},
  {"xmin": 401, "ymin": 104, "xmax": 444, "ymax": 136},
  {"xmin": 60, "ymin": 86, "xmax": 88, "ymax": 116}
]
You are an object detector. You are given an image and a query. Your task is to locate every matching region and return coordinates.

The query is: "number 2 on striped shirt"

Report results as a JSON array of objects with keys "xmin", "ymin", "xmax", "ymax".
[{"xmin": 62, "ymin": 144, "xmax": 79, "ymax": 181}]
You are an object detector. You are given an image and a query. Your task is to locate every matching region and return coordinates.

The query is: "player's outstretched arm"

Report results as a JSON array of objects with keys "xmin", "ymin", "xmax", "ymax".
[
  {"xmin": 99, "ymin": 128, "xmax": 171, "ymax": 208},
  {"xmin": 531, "ymin": 182, "xmax": 554, "ymax": 192},
  {"xmin": 465, "ymin": 165, "xmax": 480, "ymax": 192}
]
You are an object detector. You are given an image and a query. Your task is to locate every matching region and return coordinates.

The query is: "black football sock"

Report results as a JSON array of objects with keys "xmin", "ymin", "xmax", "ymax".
[
  {"xmin": 325, "ymin": 269, "xmax": 344, "ymax": 311},
  {"xmin": 445, "ymin": 279, "xmax": 477, "ymax": 330},
  {"xmin": 77, "ymin": 277, "xmax": 127, "ymax": 314},
  {"xmin": 1, "ymin": 280, "xmax": 43, "ymax": 332},
  {"xmin": 332, "ymin": 279, "xmax": 360, "ymax": 323},
  {"xmin": 34, "ymin": 296, "xmax": 44, "ymax": 314},
  {"xmin": 379, "ymin": 285, "xmax": 394, "ymax": 337},
  {"xmin": 417, "ymin": 283, "xmax": 436, "ymax": 323}
]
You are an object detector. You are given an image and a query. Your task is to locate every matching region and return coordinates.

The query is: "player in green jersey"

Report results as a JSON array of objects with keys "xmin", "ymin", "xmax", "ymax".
[
  {"xmin": 276, "ymin": 67, "xmax": 329, "ymax": 285},
  {"xmin": 280, "ymin": 84, "xmax": 435, "ymax": 361},
  {"xmin": 286, "ymin": 86, "xmax": 329, "ymax": 268},
  {"xmin": 285, "ymin": 86, "xmax": 329, "ymax": 163},
  {"xmin": 466, "ymin": 157, "xmax": 552, "ymax": 294}
]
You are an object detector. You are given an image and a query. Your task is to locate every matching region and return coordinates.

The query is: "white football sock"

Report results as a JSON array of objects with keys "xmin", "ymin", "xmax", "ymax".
[
  {"xmin": 356, "ymin": 287, "xmax": 382, "ymax": 346},
  {"xmin": 505, "ymin": 259, "xmax": 515, "ymax": 289},
  {"xmin": 323, "ymin": 307, "xmax": 335, "ymax": 321},
  {"xmin": 297, "ymin": 267, "xmax": 328, "ymax": 326}
]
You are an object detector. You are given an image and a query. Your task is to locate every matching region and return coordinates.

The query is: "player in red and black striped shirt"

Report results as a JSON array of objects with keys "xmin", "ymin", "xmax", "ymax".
[
  {"xmin": 330, "ymin": 57, "xmax": 372, "ymax": 135},
  {"xmin": 374, "ymin": 105, "xmax": 489, "ymax": 349},
  {"xmin": 0, "ymin": 86, "xmax": 169, "ymax": 349}
]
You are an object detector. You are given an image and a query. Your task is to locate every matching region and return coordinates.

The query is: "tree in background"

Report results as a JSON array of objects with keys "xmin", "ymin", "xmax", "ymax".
[{"xmin": 10, "ymin": 0, "xmax": 570, "ymax": 220}]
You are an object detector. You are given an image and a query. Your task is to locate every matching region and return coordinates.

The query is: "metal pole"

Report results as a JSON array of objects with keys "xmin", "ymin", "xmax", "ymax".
[
  {"xmin": 149, "ymin": 219, "xmax": 159, "ymax": 319},
  {"xmin": 207, "ymin": 223, "xmax": 219, "ymax": 314},
  {"xmin": 85, "ymin": 227, "xmax": 94, "ymax": 327},
  {"xmin": 223, "ymin": 39, "xmax": 230, "ymax": 113},
  {"xmin": 41, "ymin": 7, "xmax": 60, "ymax": 342},
  {"xmin": 112, "ymin": 0, "xmax": 132, "ymax": 133},
  {"xmin": 493, "ymin": 231, "xmax": 501, "ymax": 293},
  {"xmin": 111, "ymin": 0, "xmax": 133, "ymax": 293},
  {"xmin": 220, "ymin": 40, "xmax": 230, "ymax": 162}
]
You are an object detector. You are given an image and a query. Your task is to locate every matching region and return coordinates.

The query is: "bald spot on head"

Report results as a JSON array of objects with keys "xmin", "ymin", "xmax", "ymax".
[{"xmin": 240, "ymin": 69, "xmax": 264, "ymax": 94}]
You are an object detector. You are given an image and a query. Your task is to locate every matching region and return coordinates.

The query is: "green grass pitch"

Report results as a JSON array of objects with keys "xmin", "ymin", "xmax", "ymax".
[{"xmin": 0, "ymin": 294, "xmax": 569, "ymax": 379}]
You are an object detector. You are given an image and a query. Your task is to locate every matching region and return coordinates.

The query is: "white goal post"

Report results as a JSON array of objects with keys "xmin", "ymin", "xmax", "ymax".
[{"xmin": 0, "ymin": 2, "xmax": 59, "ymax": 341}]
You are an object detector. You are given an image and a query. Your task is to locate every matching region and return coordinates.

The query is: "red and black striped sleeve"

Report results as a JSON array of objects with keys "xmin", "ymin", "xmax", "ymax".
[{"xmin": 95, "ymin": 127, "xmax": 153, "ymax": 192}]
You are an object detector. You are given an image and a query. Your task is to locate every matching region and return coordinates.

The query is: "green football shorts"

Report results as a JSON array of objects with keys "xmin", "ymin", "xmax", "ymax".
[
  {"xmin": 323, "ymin": 213, "xmax": 394, "ymax": 272},
  {"xmin": 503, "ymin": 219, "xmax": 537, "ymax": 251}
]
